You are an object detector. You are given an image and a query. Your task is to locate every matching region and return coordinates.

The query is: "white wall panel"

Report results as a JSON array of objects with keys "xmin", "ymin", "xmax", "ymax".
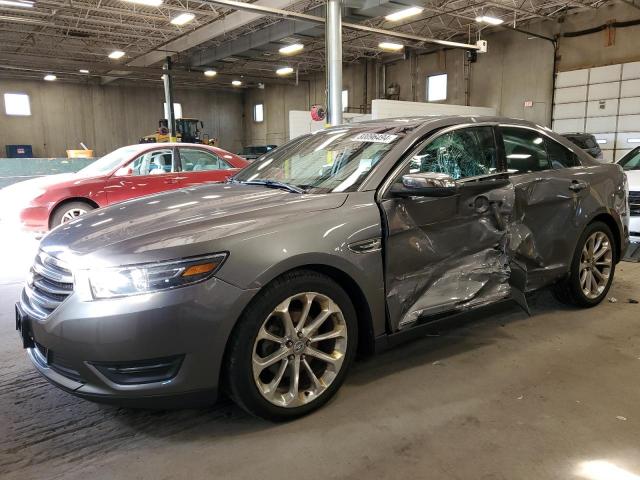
[
  {"xmin": 556, "ymin": 69, "xmax": 589, "ymax": 88},
  {"xmin": 589, "ymin": 64, "xmax": 621, "ymax": 84},
  {"xmin": 622, "ymin": 62, "xmax": 640, "ymax": 80},
  {"xmin": 587, "ymin": 99, "xmax": 619, "ymax": 117},
  {"xmin": 619, "ymin": 97, "xmax": 640, "ymax": 115},
  {"xmin": 621, "ymin": 79, "xmax": 640, "ymax": 98},
  {"xmin": 586, "ymin": 116, "xmax": 617, "ymax": 133},
  {"xmin": 592, "ymin": 132, "xmax": 616, "ymax": 149},
  {"xmin": 588, "ymin": 82, "xmax": 620, "ymax": 101},
  {"xmin": 370, "ymin": 99, "xmax": 496, "ymax": 119},
  {"xmin": 602, "ymin": 150, "xmax": 614, "ymax": 163},
  {"xmin": 553, "ymin": 102, "xmax": 586, "ymax": 119},
  {"xmin": 616, "ymin": 132, "xmax": 640, "ymax": 149},
  {"xmin": 553, "ymin": 118, "xmax": 585, "ymax": 133},
  {"xmin": 618, "ymin": 115, "xmax": 640, "ymax": 132},
  {"xmin": 555, "ymin": 86, "xmax": 588, "ymax": 104},
  {"xmin": 615, "ymin": 149, "xmax": 632, "ymax": 162}
]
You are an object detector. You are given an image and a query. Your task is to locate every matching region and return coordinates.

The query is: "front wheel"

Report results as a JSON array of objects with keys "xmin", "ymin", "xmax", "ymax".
[
  {"xmin": 225, "ymin": 270, "xmax": 357, "ymax": 421},
  {"xmin": 50, "ymin": 201, "xmax": 94, "ymax": 228},
  {"xmin": 552, "ymin": 221, "xmax": 616, "ymax": 307}
]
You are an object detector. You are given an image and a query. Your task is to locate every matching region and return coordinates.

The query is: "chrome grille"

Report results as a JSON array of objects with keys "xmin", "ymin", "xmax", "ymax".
[
  {"xmin": 21, "ymin": 252, "xmax": 73, "ymax": 321},
  {"xmin": 630, "ymin": 191, "xmax": 640, "ymax": 216}
]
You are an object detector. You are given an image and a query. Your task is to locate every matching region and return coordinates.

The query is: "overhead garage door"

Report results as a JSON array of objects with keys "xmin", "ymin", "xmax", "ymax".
[{"xmin": 552, "ymin": 61, "xmax": 640, "ymax": 163}]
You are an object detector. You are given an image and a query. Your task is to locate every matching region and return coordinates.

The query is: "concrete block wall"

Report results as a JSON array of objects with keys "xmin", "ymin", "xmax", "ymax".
[{"xmin": 0, "ymin": 81, "xmax": 244, "ymax": 157}]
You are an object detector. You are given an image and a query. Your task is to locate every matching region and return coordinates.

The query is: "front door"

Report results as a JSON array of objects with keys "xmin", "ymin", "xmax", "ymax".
[
  {"xmin": 380, "ymin": 125, "xmax": 515, "ymax": 332},
  {"xmin": 105, "ymin": 147, "xmax": 184, "ymax": 205}
]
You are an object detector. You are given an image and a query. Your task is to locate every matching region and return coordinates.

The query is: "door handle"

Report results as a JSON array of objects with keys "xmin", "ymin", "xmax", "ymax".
[{"xmin": 569, "ymin": 180, "xmax": 588, "ymax": 192}]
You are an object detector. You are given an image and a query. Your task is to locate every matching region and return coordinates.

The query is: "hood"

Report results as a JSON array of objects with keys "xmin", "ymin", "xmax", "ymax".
[
  {"xmin": 41, "ymin": 183, "xmax": 348, "ymax": 268},
  {"xmin": 0, "ymin": 173, "xmax": 76, "ymax": 199},
  {"xmin": 625, "ymin": 169, "xmax": 640, "ymax": 190}
]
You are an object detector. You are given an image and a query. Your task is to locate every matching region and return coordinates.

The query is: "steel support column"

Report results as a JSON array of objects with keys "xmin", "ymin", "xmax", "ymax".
[
  {"xmin": 326, "ymin": 0, "xmax": 343, "ymax": 126},
  {"xmin": 162, "ymin": 56, "xmax": 177, "ymax": 141}
]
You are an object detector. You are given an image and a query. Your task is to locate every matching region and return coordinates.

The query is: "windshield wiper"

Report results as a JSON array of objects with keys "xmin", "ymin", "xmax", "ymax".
[{"xmin": 239, "ymin": 179, "xmax": 306, "ymax": 194}]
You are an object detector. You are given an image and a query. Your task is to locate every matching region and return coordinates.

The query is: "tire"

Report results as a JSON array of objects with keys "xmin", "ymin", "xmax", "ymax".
[
  {"xmin": 50, "ymin": 201, "xmax": 94, "ymax": 228},
  {"xmin": 225, "ymin": 270, "xmax": 358, "ymax": 421},
  {"xmin": 552, "ymin": 221, "xmax": 616, "ymax": 307}
]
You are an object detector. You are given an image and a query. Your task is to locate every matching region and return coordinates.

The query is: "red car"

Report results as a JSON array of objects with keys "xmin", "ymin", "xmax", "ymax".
[{"xmin": 1, "ymin": 143, "xmax": 248, "ymax": 232}]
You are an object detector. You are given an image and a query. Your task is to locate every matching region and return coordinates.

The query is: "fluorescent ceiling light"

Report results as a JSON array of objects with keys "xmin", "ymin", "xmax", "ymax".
[
  {"xmin": 108, "ymin": 50, "xmax": 125, "ymax": 59},
  {"xmin": 204, "ymin": 69, "xmax": 217, "ymax": 77},
  {"xmin": 0, "ymin": 0, "xmax": 34, "ymax": 7},
  {"xmin": 379, "ymin": 42, "xmax": 404, "ymax": 51},
  {"xmin": 475, "ymin": 15, "xmax": 504, "ymax": 25},
  {"xmin": 279, "ymin": 43, "xmax": 304, "ymax": 55},
  {"xmin": 44, "ymin": 74, "xmax": 56, "ymax": 81},
  {"xmin": 596, "ymin": 139, "xmax": 607, "ymax": 144},
  {"xmin": 628, "ymin": 138, "xmax": 640, "ymax": 143},
  {"xmin": 232, "ymin": 80, "xmax": 242, "ymax": 86},
  {"xmin": 170, "ymin": 12, "xmax": 195, "ymax": 25},
  {"xmin": 276, "ymin": 67, "xmax": 294, "ymax": 76},
  {"xmin": 79, "ymin": 69, "xmax": 89, "ymax": 73},
  {"xmin": 385, "ymin": 6, "xmax": 423, "ymax": 21},
  {"xmin": 121, "ymin": 0, "xmax": 163, "ymax": 6}
]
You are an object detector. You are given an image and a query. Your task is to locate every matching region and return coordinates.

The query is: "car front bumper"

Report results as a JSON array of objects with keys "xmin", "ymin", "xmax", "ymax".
[{"xmin": 18, "ymin": 276, "xmax": 257, "ymax": 407}]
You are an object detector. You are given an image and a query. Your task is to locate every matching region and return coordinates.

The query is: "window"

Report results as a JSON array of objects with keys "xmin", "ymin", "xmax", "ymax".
[
  {"xmin": 130, "ymin": 149, "xmax": 175, "ymax": 176},
  {"xmin": 4, "ymin": 93, "xmax": 31, "ymax": 116},
  {"xmin": 163, "ymin": 102, "xmax": 182, "ymax": 119},
  {"xmin": 342, "ymin": 90, "xmax": 348, "ymax": 112},
  {"xmin": 501, "ymin": 127, "xmax": 550, "ymax": 174},
  {"xmin": 545, "ymin": 138, "xmax": 579, "ymax": 168},
  {"xmin": 427, "ymin": 74, "xmax": 447, "ymax": 102},
  {"xmin": 619, "ymin": 148, "xmax": 640, "ymax": 171},
  {"xmin": 401, "ymin": 126, "xmax": 498, "ymax": 180},
  {"xmin": 253, "ymin": 103, "xmax": 264, "ymax": 122},
  {"xmin": 180, "ymin": 148, "xmax": 231, "ymax": 171},
  {"xmin": 233, "ymin": 127, "xmax": 405, "ymax": 193}
]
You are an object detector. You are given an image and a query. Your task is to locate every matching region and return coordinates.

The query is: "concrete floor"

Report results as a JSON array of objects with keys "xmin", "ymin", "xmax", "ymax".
[{"xmin": 1, "ymin": 226, "xmax": 640, "ymax": 480}]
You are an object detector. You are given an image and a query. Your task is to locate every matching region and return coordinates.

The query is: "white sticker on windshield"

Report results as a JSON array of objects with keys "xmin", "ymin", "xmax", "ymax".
[{"xmin": 351, "ymin": 133, "xmax": 398, "ymax": 143}]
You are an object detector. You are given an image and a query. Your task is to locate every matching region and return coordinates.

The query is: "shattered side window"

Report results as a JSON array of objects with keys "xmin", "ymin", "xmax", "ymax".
[{"xmin": 405, "ymin": 126, "xmax": 498, "ymax": 180}]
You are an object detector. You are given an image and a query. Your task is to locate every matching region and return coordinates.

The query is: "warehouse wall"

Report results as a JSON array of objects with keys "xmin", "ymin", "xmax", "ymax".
[
  {"xmin": 0, "ymin": 80, "xmax": 244, "ymax": 157},
  {"xmin": 242, "ymin": 0, "xmax": 640, "ymax": 146}
]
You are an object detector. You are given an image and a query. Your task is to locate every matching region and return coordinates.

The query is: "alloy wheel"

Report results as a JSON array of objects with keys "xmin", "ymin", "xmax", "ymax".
[
  {"xmin": 579, "ymin": 231, "xmax": 613, "ymax": 299},
  {"xmin": 61, "ymin": 208, "xmax": 88, "ymax": 224},
  {"xmin": 252, "ymin": 292, "xmax": 348, "ymax": 408}
]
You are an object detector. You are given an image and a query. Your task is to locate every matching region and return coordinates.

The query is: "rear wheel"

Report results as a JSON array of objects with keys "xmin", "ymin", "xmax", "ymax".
[
  {"xmin": 50, "ymin": 201, "xmax": 94, "ymax": 228},
  {"xmin": 552, "ymin": 221, "xmax": 616, "ymax": 307},
  {"xmin": 225, "ymin": 270, "xmax": 357, "ymax": 421}
]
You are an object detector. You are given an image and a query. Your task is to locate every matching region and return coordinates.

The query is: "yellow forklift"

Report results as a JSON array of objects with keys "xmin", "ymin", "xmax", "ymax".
[{"xmin": 140, "ymin": 118, "xmax": 217, "ymax": 145}]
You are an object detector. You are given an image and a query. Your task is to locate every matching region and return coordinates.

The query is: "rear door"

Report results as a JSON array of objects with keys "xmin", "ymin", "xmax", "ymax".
[
  {"xmin": 380, "ymin": 124, "xmax": 516, "ymax": 331},
  {"xmin": 177, "ymin": 147, "xmax": 240, "ymax": 188},
  {"xmin": 499, "ymin": 125, "xmax": 587, "ymax": 290},
  {"xmin": 105, "ymin": 147, "xmax": 183, "ymax": 205}
]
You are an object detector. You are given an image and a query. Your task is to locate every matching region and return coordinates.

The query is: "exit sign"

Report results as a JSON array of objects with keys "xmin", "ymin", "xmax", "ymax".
[{"xmin": 524, "ymin": 100, "xmax": 534, "ymax": 108}]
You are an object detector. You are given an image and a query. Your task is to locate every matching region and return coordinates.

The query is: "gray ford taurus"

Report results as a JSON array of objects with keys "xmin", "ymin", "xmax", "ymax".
[{"xmin": 16, "ymin": 116, "xmax": 630, "ymax": 421}]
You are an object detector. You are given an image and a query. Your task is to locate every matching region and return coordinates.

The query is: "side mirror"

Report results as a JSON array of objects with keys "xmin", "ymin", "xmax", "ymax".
[
  {"xmin": 390, "ymin": 172, "xmax": 458, "ymax": 197},
  {"xmin": 114, "ymin": 166, "xmax": 133, "ymax": 177}
]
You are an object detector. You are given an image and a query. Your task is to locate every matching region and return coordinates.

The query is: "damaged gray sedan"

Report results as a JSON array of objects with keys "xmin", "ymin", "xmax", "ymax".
[{"xmin": 17, "ymin": 116, "xmax": 630, "ymax": 421}]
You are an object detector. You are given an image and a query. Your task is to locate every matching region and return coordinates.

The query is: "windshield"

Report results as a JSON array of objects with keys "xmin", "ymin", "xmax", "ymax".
[
  {"xmin": 76, "ymin": 145, "xmax": 143, "ymax": 177},
  {"xmin": 619, "ymin": 148, "xmax": 640, "ymax": 171},
  {"xmin": 233, "ymin": 127, "xmax": 405, "ymax": 193}
]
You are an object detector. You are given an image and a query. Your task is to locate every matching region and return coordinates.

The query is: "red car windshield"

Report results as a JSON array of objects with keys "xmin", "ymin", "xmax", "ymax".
[{"xmin": 76, "ymin": 145, "xmax": 145, "ymax": 177}]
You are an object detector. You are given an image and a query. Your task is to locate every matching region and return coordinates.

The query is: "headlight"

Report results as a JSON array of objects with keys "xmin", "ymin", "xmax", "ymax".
[{"xmin": 86, "ymin": 253, "xmax": 227, "ymax": 299}]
